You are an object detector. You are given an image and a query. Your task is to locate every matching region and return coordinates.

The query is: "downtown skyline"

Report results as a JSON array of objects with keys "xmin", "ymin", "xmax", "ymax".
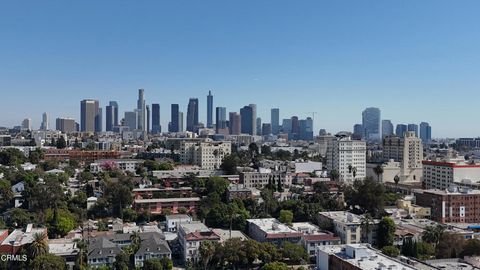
[{"xmin": 2, "ymin": 1, "xmax": 480, "ymax": 137}]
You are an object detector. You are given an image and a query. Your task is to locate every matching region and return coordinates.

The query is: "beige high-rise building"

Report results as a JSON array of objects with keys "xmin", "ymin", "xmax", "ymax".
[
  {"xmin": 382, "ymin": 131, "xmax": 423, "ymax": 183},
  {"xmin": 180, "ymin": 140, "xmax": 231, "ymax": 170}
]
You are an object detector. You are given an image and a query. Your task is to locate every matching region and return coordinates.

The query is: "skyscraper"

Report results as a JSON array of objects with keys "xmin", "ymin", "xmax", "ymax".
[
  {"xmin": 152, "ymin": 104, "xmax": 161, "ymax": 134},
  {"xmin": 362, "ymin": 107, "xmax": 381, "ymax": 141},
  {"xmin": 229, "ymin": 112, "xmax": 241, "ymax": 135},
  {"xmin": 96, "ymin": 107, "xmax": 102, "ymax": 132},
  {"xmin": 256, "ymin": 117, "xmax": 262, "ymax": 136},
  {"xmin": 262, "ymin": 123, "xmax": 272, "ymax": 136},
  {"xmin": 240, "ymin": 105, "xmax": 254, "ymax": 135},
  {"xmin": 146, "ymin": 105, "xmax": 151, "ymax": 133},
  {"xmin": 420, "ymin": 122, "xmax": 432, "ymax": 143},
  {"xmin": 21, "ymin": 118, "xmax": 31, "ymax": 130},
  {"xmin": 186, "ymin": 98, "xmax": 199, "ymax": 132},
  {"xmin": 80, "ymin": 99, "xmax": 101, "ymax": 132},
  {"xmin": 291, "ymin": 116, "xmax": 299, "ymax": 140},
  {"xmin": 396, "ymin": 124, "xmax": 407, "ymax": 137},
  {"xmin": 56, "ymin": 118, "xmax": 76, "ymax": 133},
  {"xmin": 124, "ymin": 111, "xmax": 137, "ymax": 131},
  {"xmin": 137, "ymin": 89, "xmax": 146, "ymax": 131},
  {"xmin": 106, "ymin": 101, "xmax": 119, "ymax": 132},
  {"xmin": 271, "ymin": 108, "xmax": 280, "ymax": 135},
  {"xmin": 353, "ymin": 124, "xmax": 363, "ymax": 140},
  {"xmin": 250, "ymin": 104, "xmax": 257, "ymax": 136},
  {"xmin": 40, "ymin": 112, "xmax": 49, "ymax": 130},
  {"xmin": 282, "ymin": 119, "xmax": 292, "ymax": 134},
  {"xmin": 178, "ymin": 111, "xmax": 184, "ymax": 132},
  {"xmin": 382, "ymin": 120, "xmax": 394, "ymax": 138},
  {"xmin": 407, "ymin": 124, "xmax": 419, "ymax": 137},
  {"xmin": 207, "ymin": 91, "xmax": 213, "ymax": 128},
  {"xmin": 169, "ymin": 104, "xmax": 179, "ymax": 132},
  {"xmin": 215, "ymin": 107, "xmax": 227, "ymax": 133}
]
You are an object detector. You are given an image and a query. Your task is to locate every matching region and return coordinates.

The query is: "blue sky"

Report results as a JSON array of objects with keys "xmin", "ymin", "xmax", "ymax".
[{"xmin": 1, "ymin": 1, "xmax": 480, "ymax": 137}]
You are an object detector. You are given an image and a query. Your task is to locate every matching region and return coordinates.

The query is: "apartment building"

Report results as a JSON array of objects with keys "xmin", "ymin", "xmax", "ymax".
[
  {"xmin": 180, "ymin": 141, "xmax": 231, "ymax": 170},
  {"xmin": 326, "ymin": 135, "xmax": 366, "ymax": 182}
]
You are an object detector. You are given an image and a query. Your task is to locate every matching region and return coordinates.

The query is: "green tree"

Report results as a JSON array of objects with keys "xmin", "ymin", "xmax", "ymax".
[
  {"xmin": 279, "ymin": 210, "xmax": 293, "ymax": 226},
  {"xmin": 0, "ymin": 180, "xmax": 13, "ymax": 210},
  {"xmin": 377, "ymin": 217, "xmax": 396, "ymax": 248},
  {"xmin": 77, "ymin": 171, "xmax": 94, "ymax": 182},
  {"xmin": 56, "ymin": 136, "xmax": 67, "ymax": 149},
  {"xmin": 461, "ymin": 238, "xmax": 480, "ymax": 257},
  {"xmin": 344, "ymin": 177, "xmax": 385, "ymax": 216},
  {"xmin": 0, "ymin": 148, "xmax": 26, "ymax": 166},
  {"xmin": 261, "ymin": 262, "xmax": 288, "ymax": 270},
  {"xmin": 28, "ymin": 232, "xmax": 49, "ymax": 260},
  {"xmin": 422, "ymin": 225, "xmax": 445, "ymax": 246},
  {"xmin": 142, "ymin": 258, "xmax": 163, "ymax": 270},
  {"xmin": 31, "ymin": 253, "xmax": 66, "ymax": 270},
  {"xmin": 46, "ymin": 207, "xmax": 77, "ymax": 238},
  {"xmin": 417, "ymin": 241, "xmax": 435, "ymax": 259},
  {"xmin": 374, "ymin": 165, "xmax": 384, "ymax": 181},
  {"xmin": 6, "ymin": 208, "xmax": 35, "ymax": 228},
  {"xmin": 113, "ymin": 252, "xmax": 129, "ymax": 270},
  {"xmin": 382, "ymin": 246, "xmax": 400, "ymax": 257},
  {"xmin": 259, "ymin": 243, "xmax": 281, "ymax": 264},
  {"xmin": 280, "ymin": 241, "xmax": 308, "ymax": 264},
  {"xmin": 329, "ymin": 170, "xmax": 339, "ymax": 181},
  {"xmin": 360, "ymin": 213, "xmax": 374, "ymax": 243},
  {"xmin": 199, "ymin": 241, "xmax": 216, "ymax": 270},
  {"xmin": 29, "ymin": 148, "xmax": 44, "ymax": 164},
  {"xmin": 74, "ymin": 239, "xmax": 87, "ymax": 270},
  {"xmin": 221, "ymin": 154, "xmax": 240, "ymax": 174},
  {"xmin": 436, "ymin": 233, "xmax": 465, "ymax": 259}
]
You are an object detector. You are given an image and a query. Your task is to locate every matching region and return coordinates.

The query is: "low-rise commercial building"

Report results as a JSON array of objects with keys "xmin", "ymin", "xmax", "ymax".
[
  {"xmin": 423, "ymin": 159, "xmax": 480, "ymax": 190},
  {"xmin": 318, "ymin": 211, "xmax": 377, "ymax": 245},
  {"xmin": 90, "ymin": 159, "xmax": 143, "ymax": 173},
  {"xmin": 316, "ymin": 244, "xmax": 417, "ymax": 270},
  {"xmin": 291, "ymin": 222, "xmax": 340, "ymax": 257},
  {"xmin": 246, "ymin": 218, "xmax": 303, "ymax": 245},
  {"xmin": 240, "ymin": 168, "xmax": 291, "ymax": 189},
  {"xmin": 165, "ymin": 214, "xmax": 192, "ymax": 232},
  {"xmin": 132, "ymin": 197, "xmax": 200, "ymax": 215}
]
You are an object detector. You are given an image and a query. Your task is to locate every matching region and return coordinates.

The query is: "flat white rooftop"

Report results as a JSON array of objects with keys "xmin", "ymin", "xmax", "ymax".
[
  {"xmin": 319, "ymin": 211, "xmax": 362, "ymax": 224},
  {"xmin": 318, "ymin": 244, "xmax": 417, "ymax": 270},
  {"xmin": 247, "ymin": 218, "xmax": 297, "ymax": 234}
]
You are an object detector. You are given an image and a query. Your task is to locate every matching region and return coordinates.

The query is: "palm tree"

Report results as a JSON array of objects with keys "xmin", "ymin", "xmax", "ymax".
[
  {"xmin": 28, "ymin": 232, "xmax": 48, "ymax": 260},
  {"xmin": 422, "ymin": 225, "xmax": 445, "ymax": 246},
  {"xmin": 199, "ymin": 241, "xmax": 216, "ymax": 270},
  {"xmin": 374, "ymin": 165, "xmax": 384, "ymax": 182},
  {"xmin": 74, "ymin": 239, "xmax": 87, "ymax": 270},
  {"xmin": 330, "ymin": 170, "xmax": 339, "ymax": 181},
  {"xmin": 361, "ymin": 214, "xmax": 374, "ymax": 243},
  {"xmin": 130, "ymin": 232, "xmax": 141, "ymax": 253},
  {"xmin": 394, "ymin": 175, "xmax": 400, "ymax": 191}
]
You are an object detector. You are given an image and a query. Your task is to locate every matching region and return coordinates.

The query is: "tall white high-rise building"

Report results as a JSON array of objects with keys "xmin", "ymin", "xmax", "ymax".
[
  {"xmin": 326, "ymin": 135, "xmax": 366, "ymax": 182},
  {"xmin": 40, "ymin": 112, "xmax": 49, "ymax": 130}
]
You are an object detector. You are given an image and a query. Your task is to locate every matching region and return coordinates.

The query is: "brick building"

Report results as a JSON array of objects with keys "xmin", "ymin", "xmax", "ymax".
[{"xmin": 415, "ymin": 188, "xmax": 480, "ymax": 223}]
